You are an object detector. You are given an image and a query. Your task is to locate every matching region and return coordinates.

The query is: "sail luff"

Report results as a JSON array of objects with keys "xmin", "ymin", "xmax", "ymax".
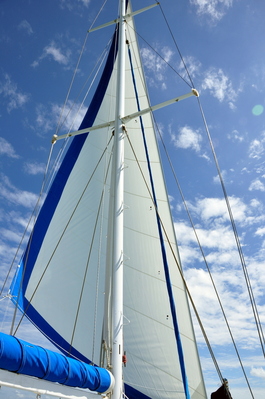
[{"xmin": 111, "ymin": 1, "xmax": 126, "ymax": 399}]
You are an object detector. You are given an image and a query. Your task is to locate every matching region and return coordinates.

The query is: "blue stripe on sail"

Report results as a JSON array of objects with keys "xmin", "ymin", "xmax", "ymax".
[
  {"xmin": 0, "ymin": 332, "xmax": 112, "ymax": 393},
  {"xmin": 127, "ymin": 46, "xmax": 191, "ymax": 399},
  {"xmin": 10, "ymin": 26, "xmax": 119, "ymax": 359},
  {"xmin": 125, "ymin": 384, "xmax": 152, "ymax": 399}
]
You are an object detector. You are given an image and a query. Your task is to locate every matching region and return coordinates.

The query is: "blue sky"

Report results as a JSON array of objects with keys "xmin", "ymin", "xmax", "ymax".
[{"xmin": 0, "ymin": 0, "xmax": 265, "ymax": 398}]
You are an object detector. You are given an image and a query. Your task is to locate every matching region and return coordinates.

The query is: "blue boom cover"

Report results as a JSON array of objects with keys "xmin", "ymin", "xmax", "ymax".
[{"xmin": 0, "ymin": 332, "xmax": 112, "ymax": 393}]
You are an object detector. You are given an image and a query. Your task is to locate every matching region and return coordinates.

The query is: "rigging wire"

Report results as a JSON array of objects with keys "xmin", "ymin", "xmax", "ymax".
[
  {"xmin": 197, "ymin": 98, "xmax": 265, "ymax": 357},
  {"xmin": 155, "ymin": 2, "xmax": 262, "ymax": 396},
  {"xmin": 160, "ymin": 0, "xmax": 265, "ymax": 356},
  {"xmin": 13, "ymin": 135, "xmax": 114, "ymax": 337},
  {"xmin": 0, "ymin": 144, "xmax": 55, "ymax": 301},
  {"xmin": 54, "ymin": 0, "xmax": 109, "ymax": 137},
  {"xmin": 155, "ymin": 119, "xmax": 255, "ymax": 399},
  {"xmin": 158, "ymin": 2, "xmax": 195, "ymax": 89},
  {"xmin": 127, "ymin": 23, "xmax": 192, "ymax": 88}
]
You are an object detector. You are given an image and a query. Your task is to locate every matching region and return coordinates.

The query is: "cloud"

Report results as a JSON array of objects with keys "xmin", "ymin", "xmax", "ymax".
[
  {"xmin": 18, "ymin": 20, "xmax": 33, "ymax": 35},
  {"xmin": 255, "ymin": 227, "xmax": 265, "ymax": 237},
  {"xmin": 227, "ymin": 129, "xmax": 244, "ymax": 142},
  {"xmin": 173, "ymin": 195, "xmax": 265, "ymax": 353},
  {"xmin": 34, "ymin": 101, "xmax": 87, "ymax": 135},
  {"xmin": 0, "ymin": 174, "xmax": 38, "ymax": 209},
  {"xmin": 250, "ymin": 367, "xmax": 265, "ymax": 379},
  {"xmin": 0, "ymin": 74, "xmax": 30, "ymax": 112},
  {"xmin": 178, "ymin": 55, "xmax": 202, "ymax": 80},
  {"xmin": 60, "ymin": 0, "xmax": 91, "ymax": 10},
  {"xmin": 32, "ymin": 41, "xmax": 71, "ymax": 68},
  {"xmin": 141, "ymin": 46, "xmax": 174, "ymax": 89},
  {"xmin": 24, "ymin": 162, "xmax": 46, "ymax": 175},
  {"xmin": 187, "ymin": 196, "xmax": 252, "ymax": 226},
  {"xmin": 249, "ymin": 178, "xmax": 265, "ymax": 192},
  {"xmin": 0, "ymin": 137, "xmax": 19, "ymax": 159},
  {"xmin": 190, "ymin": 0, "xmax": 233, "ymax": 23},
  {"xmin": 171, "ymin": 125, "xmax": 202, "ymax": 152},
  {"xmin": 248, "ymin": 136, "xmax": 265, "ymax": 159},
  {"xmin": 201, "ymin": 67, "xmax": 238, "ymax": 106}
]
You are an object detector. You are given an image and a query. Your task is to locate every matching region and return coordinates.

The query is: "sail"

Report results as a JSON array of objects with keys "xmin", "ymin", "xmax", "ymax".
[{"xmin": 10, "ymin": 2, "xmax": 207, "ymax": 399}]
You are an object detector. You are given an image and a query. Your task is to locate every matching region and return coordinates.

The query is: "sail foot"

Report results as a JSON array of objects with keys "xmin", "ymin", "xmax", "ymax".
[{"xmin": 0, "ymin": 332, "xmax": 114, "ymax": 394}]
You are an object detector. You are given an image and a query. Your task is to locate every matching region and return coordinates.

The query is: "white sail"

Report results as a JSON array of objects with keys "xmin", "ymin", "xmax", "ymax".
[{"xmin": 10, "ymin": 2, "xmax": 207, "ymax": 399}]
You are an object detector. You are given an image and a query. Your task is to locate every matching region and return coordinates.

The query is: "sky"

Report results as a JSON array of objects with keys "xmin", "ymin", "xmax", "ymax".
[{"xmin": 0, "ymin": 0, "xmax": 265, "ymax": 398}]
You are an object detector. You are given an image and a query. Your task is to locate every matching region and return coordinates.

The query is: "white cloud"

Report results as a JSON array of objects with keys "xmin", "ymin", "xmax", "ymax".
[
  {"xmin": 0, "ymin": 174, "xmax": 38, "ymax": 209},
  {"xmin": 250, "ymin": 367, "xmax": 265, "ymax": 379},
  {"xmin": 35, "ymin": 101, "xmax": 87, "ymax": 135},
  {"xmin": 178, "ymin": 55, "xmax": 202, "ymax": 79},
  {"xmin": 190, "ymin": 0, "xmax": 233, "ymax": 23},
  {"xmin": 227, "ymin": 129, "xmax": 244, "ymax": 142},
  {"xmin": 248, "ymin": 138, "xmax": 264, "ymax": 159},
  {"xmin": 24, "ymin": 162, "xmax": 46, "ymax": 175},
  {"xmin": 32, "ymin": 41, "xmax": 71, "ymax": 67},
  {"xmin": 201, "ymin": 67, "xmax": 238, "ymax": 105},
  {"xmin": 18, "ymin": 20, "xmax": 33, "ymax": 35},
  {"xmin": 187, "ymin": 196, "xmax": 251, "ymax": 226},
  {"xmin": 60, "ymin": 0, "xmax": 91, "ymax": 10},
  {"xmin": 141, "ymin": 46, "xmax": 174, "ymax": 89},
  {"xmin": 255, "ymin": 227, "xmax": 265, "ymax": 237},
  {"xmin": 0, "ymin": 74, "xmax": 30, "ymax": 112},
  {"xmin": 0, "ymin": 137, "xmax": 19, "ymax": 158},
  {"xmin": 171, "ymin": 125, "xmax": 202, "ymax": 152},
  {"xmin": 249, "ymin": 178, "xmax": 265, "ymax": 192}
]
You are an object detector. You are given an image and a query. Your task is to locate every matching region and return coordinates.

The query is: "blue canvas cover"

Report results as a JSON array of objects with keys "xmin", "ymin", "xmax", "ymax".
[{"xmin": 0, "ymin": 332, "xmax": 113, "ymax": 393}]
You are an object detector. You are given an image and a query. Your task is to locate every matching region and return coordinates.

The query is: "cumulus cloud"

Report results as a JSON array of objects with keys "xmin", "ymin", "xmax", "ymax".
[
  {"xmin": 249, "ymin": 178, "xmax": 265, "ymax": 192},
  {"xmin": 0, "ymin": 74, "xmax": 30, "ymax": 112},
  {"xmin": 171, "ymin": 125, "xmax": 202, "ymax": 152}
]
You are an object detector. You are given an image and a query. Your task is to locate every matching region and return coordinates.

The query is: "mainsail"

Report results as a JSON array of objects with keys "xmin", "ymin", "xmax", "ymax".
[{"xmin": 9, "ymin": 1, "xmax": 207, "ymax": 399}]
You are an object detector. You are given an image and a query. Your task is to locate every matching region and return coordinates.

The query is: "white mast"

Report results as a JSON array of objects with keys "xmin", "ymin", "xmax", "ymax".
[{"xmin": 111, "ymin": 1, "xmax": 126, "ymax": 399}]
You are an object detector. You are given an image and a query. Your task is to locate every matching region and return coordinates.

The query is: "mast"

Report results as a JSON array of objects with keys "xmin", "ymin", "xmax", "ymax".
[{"xmin": 111, "ymin": 1, "xmax": 126, "ymax": 399}]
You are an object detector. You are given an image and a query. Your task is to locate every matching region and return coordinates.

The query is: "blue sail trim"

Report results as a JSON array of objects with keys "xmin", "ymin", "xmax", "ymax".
[
  {"xmin": 10, "ymin": 26, "xmax": 119, "ymax": 360},
  {"xmin": 127, "ymin": 46, "xmax": 191, "ymax": 399},
  {"xmin": 0, "ymin": 332, "xmax": 113, "ymax": 393}
]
